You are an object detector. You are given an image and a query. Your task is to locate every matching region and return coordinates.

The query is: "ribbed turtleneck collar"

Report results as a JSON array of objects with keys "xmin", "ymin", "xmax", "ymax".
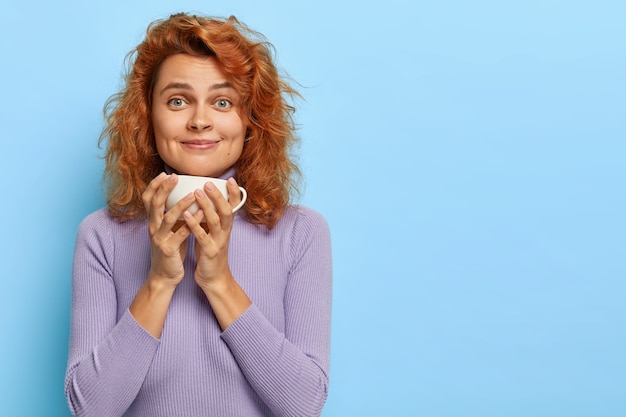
[{"xmin": 163, "ymin": 164, "xmax": 237, "ymax": 181}]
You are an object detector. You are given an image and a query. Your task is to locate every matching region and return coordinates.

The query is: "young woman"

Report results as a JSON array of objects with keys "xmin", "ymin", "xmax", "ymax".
[{"xmin": 65, "ymin": 13, "xmax": 332, "ymax": 417}]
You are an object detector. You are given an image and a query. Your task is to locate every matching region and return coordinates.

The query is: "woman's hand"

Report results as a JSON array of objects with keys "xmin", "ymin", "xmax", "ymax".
[
  {"xmin": 142, "ymin": 172, "xmax": 197, "ymax": 286},
  {"xmin": 184, "ymin": 177, "xmax": 251, "ymax": 330},
  {"xmin": 183, "ymin": 178, "xmax": 242, "ymax": 289},
  {"xmin": 130, "ymin": 172, "xmax": 200, "ymax": 339}
]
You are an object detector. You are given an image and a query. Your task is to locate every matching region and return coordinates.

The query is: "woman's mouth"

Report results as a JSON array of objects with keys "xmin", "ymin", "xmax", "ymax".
[{"xmin": 182, "ymin": 140, "xmax": 220, "ymax": 150}]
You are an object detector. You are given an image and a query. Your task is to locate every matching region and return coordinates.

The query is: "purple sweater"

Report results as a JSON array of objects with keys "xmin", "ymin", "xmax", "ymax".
[{"xmin": 65, "ymin": 204, "xmax": 332, "ymax": 417}]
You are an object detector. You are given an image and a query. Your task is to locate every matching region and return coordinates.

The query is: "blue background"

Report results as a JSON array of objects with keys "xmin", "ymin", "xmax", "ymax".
[{"xmin": 1, "ymin": 1, "xmax": 624, "ymax": 416}]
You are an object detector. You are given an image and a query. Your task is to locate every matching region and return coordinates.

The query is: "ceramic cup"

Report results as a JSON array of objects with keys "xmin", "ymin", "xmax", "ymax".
[{"xmin": 165, "ymin": 175, "xmax": 247, "ymax": 216}]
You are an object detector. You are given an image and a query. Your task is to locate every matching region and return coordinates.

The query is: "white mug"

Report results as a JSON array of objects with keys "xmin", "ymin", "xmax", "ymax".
[{"xmin": 165, "ymin": 175, "xmax": 247, "ymax": 215}]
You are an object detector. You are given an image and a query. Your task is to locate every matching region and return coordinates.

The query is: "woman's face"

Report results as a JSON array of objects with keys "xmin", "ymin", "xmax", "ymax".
[{"xmin": 151, "ymin": 53, "xmax": 247, "ymax": 177}]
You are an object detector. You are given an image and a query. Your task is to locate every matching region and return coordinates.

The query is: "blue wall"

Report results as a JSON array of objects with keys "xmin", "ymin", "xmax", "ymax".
[{"xmin": 1, "ymin": 1, "xmax": 624, "ymax": 415}]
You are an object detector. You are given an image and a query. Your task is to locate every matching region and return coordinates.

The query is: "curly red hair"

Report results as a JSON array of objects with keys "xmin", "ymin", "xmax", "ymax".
[{"xmin": 100, "ymin": 13, "xmax": 301, "ymax": 229}]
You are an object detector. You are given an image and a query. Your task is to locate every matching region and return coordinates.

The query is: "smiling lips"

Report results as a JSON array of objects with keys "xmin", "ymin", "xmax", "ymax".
[{"xmin": 181, "ymin": 139, "xmax": 221, "ymax": 150}]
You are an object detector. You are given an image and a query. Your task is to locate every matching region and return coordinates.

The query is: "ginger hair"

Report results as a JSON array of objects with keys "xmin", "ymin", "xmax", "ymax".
[{"xmin": 100, "ymin": 13, "xmax": 301, "ymax": 229}]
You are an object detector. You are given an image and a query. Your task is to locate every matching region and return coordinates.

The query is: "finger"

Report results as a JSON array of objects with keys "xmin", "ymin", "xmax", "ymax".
[
  {"xmin": 145, "ymin": 174, "xmax": 179, "ymax": 230},
  {"xmin": 161, "ymin": 192, "xmax": 196, "ymax": 231},
  {"xmin": 172, "ymin": 220, "xmax": 186, "ymax": 233},
  {"xmin": 226, "ymin": 177, "xmax": 242, "ymax": 210},
  {"xmin": 194, "ymin": 188, "xmax": 223, "ymax": 232},
  {"xmin": 155, "ymin": 220, "xmax": 191, "ymax": 253},
  {"xmin": 203, "ymin": 182, "xmax": 232, "ymax": 218},
  {"xmin": 152, "ymin": 210, "xmax": 193, "ymax": 261},
  {"xmin": 143, "ymin": 173, "xmax": 170, "ymax": 235},
  {"xmin": 142, "ymin": 172, "xmax": 167, "ymax": 211},
  {"xmin": 169, "ymin": 217, "xmax": 193, "ymax": 244},
  {"xmin": 183, "ymin": 208, "xmax": 210, "ymax": 240},
  {"xmin": 152, "ymin": 173, "xmax": 179, "ymax": 210}
]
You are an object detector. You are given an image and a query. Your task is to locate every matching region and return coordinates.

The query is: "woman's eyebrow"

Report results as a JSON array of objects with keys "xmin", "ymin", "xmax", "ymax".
[
  {"xmin": 159, "ymin": 82, "xmax": 191, "ymax": 95},
  {"xmin": 210, "ymin": 82, "xmax": 234, "ymax": 91},
  {"xmin": 159, "ymin": 81, "xmax": 234, "ymax": 95}
]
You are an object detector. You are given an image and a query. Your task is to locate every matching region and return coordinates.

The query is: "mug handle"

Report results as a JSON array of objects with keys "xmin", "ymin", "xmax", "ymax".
[{"xmin": 231, "ymin": 186, "xmax": 247, "ymax": 213}]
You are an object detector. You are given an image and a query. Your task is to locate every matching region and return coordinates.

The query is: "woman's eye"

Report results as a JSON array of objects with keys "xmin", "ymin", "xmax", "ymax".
[
  {"xmin": 216, "ymin": 99, "xmax": 232, "ymax": 109},
  {"xmin": 169, "ymin": 98, "xmax": 186, "ymax": 107}
]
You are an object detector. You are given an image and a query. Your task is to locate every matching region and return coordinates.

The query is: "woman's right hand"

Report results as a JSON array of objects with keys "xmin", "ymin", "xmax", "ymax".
[{"xmin": 142, "ymin": 172, "xmax": 198, "ymax": 286}]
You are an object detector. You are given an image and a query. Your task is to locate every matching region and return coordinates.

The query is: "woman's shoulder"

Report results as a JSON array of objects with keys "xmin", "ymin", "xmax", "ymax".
[
  {"xmin": 281, "ymin": 205, "xmax": 329, "ymax": 228},
  {"xmin": 77, "ymin": 208, "xmax": 145, "ymax": 237},
  {"xmin": 278, "ymin": 205, "xmax": 331, "ymax": 243},
  {"xmin": 76, "ymin": 208, "xmax": 111, "ymax": 231},
  {"xmin": 78, "ymin": 208, "xmax": 120, "ymax": 230}
]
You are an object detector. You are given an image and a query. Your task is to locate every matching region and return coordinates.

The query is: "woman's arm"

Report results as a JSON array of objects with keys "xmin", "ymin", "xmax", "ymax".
[
  {"xmin": 65, "ymin": 174, "xmax": 197, "ymax": 416},
  {"xmin": 130, "ymin": 173, "xmax": 195, "ymax": 338},
  {"xmin": 185, "ymin": 178, "xmax": 252, "ymax": 330},
  {"xmin": 65, "ymin": 214, "xmax": 162, "ymax": 417},
  {"xmin": 186, "ymin": 186, "xmax": 332, "ymax": 417},
  {"xmin": 221, "ymin": 208, "xmax": 332, "ymax": 417}
]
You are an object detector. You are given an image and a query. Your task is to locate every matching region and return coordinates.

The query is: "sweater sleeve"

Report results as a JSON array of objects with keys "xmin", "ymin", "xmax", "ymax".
[
  {"xmin": 64, "ymin": 213, "xmax": 160, "ymax": 417},
  {"xmin": 221, "ymin": 208, "xmax": 333, "ymax": 417}
]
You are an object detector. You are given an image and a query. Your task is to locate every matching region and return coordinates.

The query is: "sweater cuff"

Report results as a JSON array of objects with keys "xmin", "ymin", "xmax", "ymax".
[
  {"xmin": 220, "ymin": 304, "xmax": 286, "ymax": 359},
  {"xmin": 221, "ymin": 304, "xmax": 268, "ymax": 341},
  {"xmin": 107, "ymin": 309, "xmax": 161, "ymax": 361}
]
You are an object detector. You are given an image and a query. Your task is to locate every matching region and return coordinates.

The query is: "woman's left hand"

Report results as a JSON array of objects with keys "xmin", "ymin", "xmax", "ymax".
[{"xmin": 183, "ymin": 178, "xmax": 243, "ymax": 289}]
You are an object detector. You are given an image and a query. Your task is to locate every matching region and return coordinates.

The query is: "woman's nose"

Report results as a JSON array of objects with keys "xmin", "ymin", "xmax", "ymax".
[{"xmin": 188, "ymin": 107, "xmax": 212, "ymax": 130}]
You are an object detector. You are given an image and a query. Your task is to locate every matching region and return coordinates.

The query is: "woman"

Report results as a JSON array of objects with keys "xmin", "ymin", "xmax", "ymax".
[{"xmin": 65, "ymin": 13, "xmax": 332, "ymax": 417}]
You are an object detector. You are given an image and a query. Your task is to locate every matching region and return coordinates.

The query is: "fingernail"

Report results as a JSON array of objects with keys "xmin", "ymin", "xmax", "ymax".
[
  {"xmin": 167, "ymin": 173, "xmax": 177, "ymax": 182},
  {"xmin": 157, "ymin": 172, "xmax": 167, "ymax": 180},
  {"xmin": 205, "ymin": 182, "xmax": 216, "ymax": 191},
  {"xmin": 195, "ymin": 189, "xmax": 205, "ymax": 198},
  {"xmin": 185, "ymin": 192, "xmax": 194, "ymax": 200},
  {"xmin": 227, "ymin": 177, "xmax": 237, "ymax": 186}
]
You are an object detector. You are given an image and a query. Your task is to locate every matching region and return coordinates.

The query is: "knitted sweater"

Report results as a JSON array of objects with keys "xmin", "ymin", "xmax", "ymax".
[{"xmin": 65, "ymin": 204, "xmax": 332, "ymax": 417}]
